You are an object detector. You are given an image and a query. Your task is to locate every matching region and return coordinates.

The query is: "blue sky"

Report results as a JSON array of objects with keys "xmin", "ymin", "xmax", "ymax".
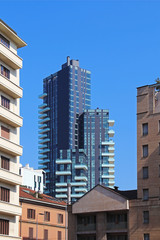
[{"xmin": 1, "ymin": 0, "xmax": 160, "ymax": 190}]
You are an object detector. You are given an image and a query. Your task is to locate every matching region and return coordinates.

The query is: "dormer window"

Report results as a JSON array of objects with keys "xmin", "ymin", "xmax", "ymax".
[{"xmin": 0, "ymin": 34, "xmax": 10, "ymax": 48}]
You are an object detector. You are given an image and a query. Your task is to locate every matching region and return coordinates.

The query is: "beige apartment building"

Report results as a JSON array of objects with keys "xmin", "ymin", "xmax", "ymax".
[{"xmin": 0, "ymin": 19, "xmax": 26, "ymax": 239}]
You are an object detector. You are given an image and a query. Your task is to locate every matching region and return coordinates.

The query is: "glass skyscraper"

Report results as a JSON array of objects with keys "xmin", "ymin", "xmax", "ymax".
[{"xmin": 38, "ymin": 57, "xmax": 115, "ymax": 200}]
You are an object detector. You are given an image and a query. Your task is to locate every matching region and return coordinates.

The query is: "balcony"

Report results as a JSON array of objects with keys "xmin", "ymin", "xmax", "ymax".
[
  {"xmin": 0, "ymin": 168, "xmax": 22, "ymax": 185},
  {"xmin": 102, "ymin": 164, "xmax": 115, "ymax": 168},
  {"xmin": 108, "ymin": 120, "xmax": 115, "ymax": 127},
  {"xmin": 38, "ymin": 149, "xmax": 50, "ymax": 154},
  {"xmin": 39, "ymin": 107, "xmax": 50, "ymax": 114},
  {"xmin": 56, "ymin": 194, "xmax": 67, "ymax": 198},
  {"xmin": 38, "ymin": 124, "xmax": 47, "ymax": 129},
  {"xmin": 102, "ymin": 175, "xmax": 115, "ymax": 179},
  {"xmin": 102, "ymin": 152, "xmax": 115, "ymax": 157},
  {"xmin": 77, "ymin": 223, "xmax": 96, "ymax": 232},
  {"xmin": 101, "ymin": 141, "xmax": 115, "ymax": 146},
  {"xmin": 75, "ymin": 188, "xmax": 88, "ymax": 193},
  {"xmin": 71, "ymin": 193, "xmax": 84, "ymax": 198},
  {"xmin": 108, "ymin": 158, "xmax": 115, "ymax": 163},
  {"xmin": 0, "ymin": 136, "xmax": 22, "ymax": 156},
  {"xmin": 38, "ymin": 134, "xmax": 47, "ymax": 139},
  {"xmin": 56, "ymin": 188, "xmax": 67, "ymax": 192},
  {"xmin": 39, "ymin": 93, "xmax": 47, "ymax": 99},
  {"xmin": 0, "ymin": 42, "xmax": 22, "ymax": 69},
  {"xmin": 38, "ymin": 117, "xmax": 50, "ymax": 124},
  {"xmin": 75, "ymin": 164, "xmax": 88, "ymax": 170},
  {"xmin": 108, "ymin": 180, "xmax": 115, "ymax": 186},
  {"xmin": 56, "ymin": 171, "xmax": 71, "ymax": 175},
  {"xmin": 0, "ymin": 200, "xmax": 22, "ymax": 216},
  {"xmin": 0, "ymin": 105, "xmax": 23, "ymax": 127},
  {"xmin": 71, "ymin": 182, "xmax": 87, "ymax": 186},
  {"xmin": 108, "ymin": 130, "xmax": 115, "ymax": 137},
  {"xmin": 38, "ymin": 103, "xmax": 47, "ymax": 109},
  {"xmin": 75, "ymin": 176, "xmax": 87, "ymax": 181},
  {"xmin": 38, "ymin": 155, "xmax": 47, "ymax": 159},
  {"xmin": 56, "ymin": 159, "xmax": 72, "ymax": 164},
  {"xmin": 106, "ymin": 222, "xmax": 127, "ymax": 231},
  {"xmin": 0, "ymin": 235, "xmax": 21, "ymax": 240},
  {"xmin": 38, "ymin": 159, "xmax": 50, "ymax": 165},
  {"xmin": 108, "ymin": 169, "xmax": 115, "ymax": 174},
  {"xmin": 108, "ymin": 147, "xmax": 115, "ymax": 153},
  {"xmin": 39, "ymin": 113, "xmax": 47, "ymax": 119},
  {"xmin": 0, "ymin": 74, "xmax": 22, "ymax": 98},
  {"xmin": 38, "ymin": 128, "xmax": 50, "ymax": 134},
  {"xmin": 38, "ymin": 138, "xmax": 50, "ymax": 144},
  {"xmin": 56, "ymin": 183, "xmax": 67, "ymax": 187}
]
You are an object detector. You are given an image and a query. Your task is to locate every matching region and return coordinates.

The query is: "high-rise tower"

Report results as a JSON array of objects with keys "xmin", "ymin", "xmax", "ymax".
[
  {"xmin": 39, "ymin": 57, "xmax": 115, "ymax": 200},
  {"xmin": 0, "ymin": 19, "xmax": 26, "ymax": 238}
]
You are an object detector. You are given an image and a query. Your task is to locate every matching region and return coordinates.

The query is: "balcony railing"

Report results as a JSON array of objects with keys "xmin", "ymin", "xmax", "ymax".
[
  {"xmin": 106, "ymin": 222, "xmax": 127, "ymax": 230},
  {"xmin": 77, "ymin": 223, "xmax": 96, "ymax": 232}
]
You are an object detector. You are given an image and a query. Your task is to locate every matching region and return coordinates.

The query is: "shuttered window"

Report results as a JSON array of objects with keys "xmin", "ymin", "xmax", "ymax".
[
  {"xmin": 0, "ymin": 219, "xmax": 9, "ymax": 235},
  {"xmin": 44, "ymin": 229, "xmax": 48, "ymax": 240},
  {"xmin": 1, "ymin": 96, "xmax": 10, "ymax": 109},
  {"xmin": 1, "ymin": 65, "xmax": 10, "ymax": 79},
  {"xmin": 57, "ymin": 214, "xmax": 63, "ymax": 224},
  {"xmin": 1, "ymin": 156, "xmax": 10, "ymax": 170},
  {"xmin": 58, "ymin": 231, "xmax": 62, "ymax": 240},
  {"xmin": 1, "ymin": 126, "xmax": 10, "ymax": 140},
  {"xmin": 29, "ymin": 227, "xmax": 33, "ymax": 239},
  {"xmin": 27, "ymin": 209, "xmax": 35, "ymax": 219},
  {"xmin": 0, "ymin": 187, "xmax": 10, "ymax": 202}
]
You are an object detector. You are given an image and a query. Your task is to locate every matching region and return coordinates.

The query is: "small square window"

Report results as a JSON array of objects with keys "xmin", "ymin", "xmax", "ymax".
[
  {"xmin": 143, "ymin": 189, "xmax": 149, "ymax": 200},
  {"xmin": 142, "ymin": 123, "xmax": 148, "ymax": 136},
  {"xmin": 143, "ymin": 167, "xmax": 148, "ymax": 179},
  {"xmin": 143, "ymin": 211, "xmax": 149, "ymax": 224},
  {"xmin": 143, "ymin": 145, "xmax": 148, "ymax": 158}
]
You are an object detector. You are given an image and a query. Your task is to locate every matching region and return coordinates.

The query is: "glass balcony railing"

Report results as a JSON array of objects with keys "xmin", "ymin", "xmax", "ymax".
[{"xmin": 106, "ymin": 222, "xmax": 127, "ymax": 230}]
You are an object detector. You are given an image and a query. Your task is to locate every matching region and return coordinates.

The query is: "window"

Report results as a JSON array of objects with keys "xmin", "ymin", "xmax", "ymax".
[
  {"xmin": 29, "ymin": 227, "xmax": 33, "ymax": 239},
  {"xmin": 143, "ymin": 211, "xmax": 149, "ymax": 224},
  {"xmin": 143, "ymin": 189, "xmax": 149, "ymax": 201},
  {"xmin": 143, "ymin": 167, "xmax": 148, "ymax": 179},
  {"xmin": 144, "ymin": 234, "xmax": 150, "ymax": 240},
  {"xmin": 0, "ymin": 34, "xmax": 10, "ymax": 48},
  {"xmin": 1, "ymin": 156, "xmax": 10, "ymax": 170},
  {"xmin": 1, "ymin": 96, "xmax": 10, "ymax": 110},
  {"xmin": 27, "ymin": 209, "xmax": 35, "ymax": 219},
  {"xmin": 58, "ymin": 231, "xmax": 62, "ymax": 240},
  {"xmin": 44, "ymin": 211, "xmax": 50, "ymax": 221},
  {"xmin": 0, "ymin": 219, "xmax": 9, "ymax": 235},
  {"xmin": 44, "ymin": 229, "xmax": 48, "ymax": 240},
  {"xmin": 1, "ymin": 65, "xmax": 10, "ymax": 79},
  {"xmin": 0, "ymin": 187, "xmax": 10, "ymax": 202},
  {"xmin": 143, "ymin": 145, "xmax": 148, "ymax": 158},
  {"xmin": 142, "ymin": 123, "xmax": 148, "ymax": 136},
  {"xmin": 1, "ymin": 126, "xmax": 10, "ymax": 140},
  {"xmin": 57, "ymin": 214, "xmax": 63, "ymax": 224}
]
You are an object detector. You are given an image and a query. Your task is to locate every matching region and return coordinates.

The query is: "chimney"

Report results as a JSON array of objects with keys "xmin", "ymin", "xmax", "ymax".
[
  {"xmin": 67, "ymin": 183, "xmax": 71, "ymax": 205},
  {"xmin": 67, "ymin": 56, "xmax": 70, "ymax": 66},
  {"xmin": 114, "ymin": 186, "xmax": 119, "ymax": 190}
]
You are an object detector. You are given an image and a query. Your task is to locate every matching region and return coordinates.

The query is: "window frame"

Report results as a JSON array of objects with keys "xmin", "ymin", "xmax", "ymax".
[
  {"xmin": 143, "ymin": 167, "xmax": 149, "ymax": 179},
  {"xmin": 0, "ymin": 218, "xmax": 9, "ymax": 235},
  {"xmin": 1, "ymin": 156, "xmax": 10, "ymax": 170},
  {"xmin": 142, "ymin": 123, "xmax": 148, "ymax": 136},
  {"xmin": 44, "ymin": 211, "xmax": 50, "ymax": 222},
  {"xmin": 143, "ymin": 211, "xmax": 149, "ymax": 224},
  {"xmin": 57, "ymin": 214, "xmax": 63, "ymax": 224},
  {"xmin": 27, "ymin": 209, "xmax": 35, "ymax": 219},
  {"xmin": 142, "ymin": 145, "xmax": 148, "ymax": 158}
]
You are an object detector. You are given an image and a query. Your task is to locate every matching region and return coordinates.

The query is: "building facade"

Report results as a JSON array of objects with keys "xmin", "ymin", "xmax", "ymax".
[
  {"xmin": 19, "ymin": 163, "xmax": 46, "ymax": 193},
  {"xmin": 38, "ymin": 57, "xmax": 115, "ymax": 200},
  {"xmin": 0, "ymin": 19, "xmax": 26, "ymax": 239},
  {"xmin": 19, "ymin": 186, "xmax": 67, "ymax": 240},
  {"xmin": 128, "ymin": 82, "xmax": 160, "ymax": 240}
]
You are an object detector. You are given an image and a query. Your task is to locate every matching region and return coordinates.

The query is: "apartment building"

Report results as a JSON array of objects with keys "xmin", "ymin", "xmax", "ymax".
[
  {"xmin": 0, "ymin": 19, "xmax": 26, "ymax": 239},
  {"xmin": 19, "ymin": 163, "xmax": 46, "ymax": 193},
  {"xmin": 68, "ymin": 184, "xmax": 137, "ymax": 240},
  {"xmin": 19, "ymin": 186, "xmax": 67, "ymax": 240},
  {"xmin": 128, "ymin": 82, "xmax": 160, "ymax": 240},
  {"xmin": 38, "ymin": 57, "xmax": 115, "ymax": 201}
]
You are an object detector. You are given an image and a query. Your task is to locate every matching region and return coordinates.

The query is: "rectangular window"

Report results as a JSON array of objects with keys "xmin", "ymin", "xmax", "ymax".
[
  {"xmin": 58, "ymin": 231, "xmax": 62, "ymax": 240},
  {"xmin": 0, "ymin": 219, "xmax": 9, "ymax": 235},
  {"xmin": 0, "ymin": 187, "xmax": 10, "ymax": 202},
  {"xmin": 44, "ymin": 211, "xmax": 50, "ymax": 221},
  {"xmin": 0, "ymin": 34, "xmax": 10, "ymax": 48},
  {"xmin": 144, "ymin": 234, "xmax": 150, "ymax": 240},
  {"xmin": 143, "ymin": 189, "xmax": 149, "ymax": 201},
  {"xmin": 143, "ymin": 167, "xmax": 148, "ymax": 179},
  {"xmin": 27, "ymin": 209, "xmax": 35, "ymax": 219},
  {"xmin": 143, "ymin": 211, "xmax": 149, "ymax": 224},
  {"xmin": 142, "ymin": 123, "xmax": 148, "ymax": 136},
  {"xmin": 1, "ymin": 156, "xmax": 10, "ymax": 170},
  {"xmin": 1, "ymin": 96, "xmax": 10, "ymax": 110},
  {"xmin": 1, "ymin": 126, "xmax": 10, "ymax": 140},
  {"xmin": 143, "ymin": 145, "xmax": 148, "ymax": 158},
  {"xmin": 57, "ymin": 214, "xmax": 63, "ymax": 224},
  {"xmin": 44, "ymin": 229, "xmax": 48, "ymax": 240},
  {"xmin": 29, "ymin": 227, "xmax": 33, "ymax": 239},
  {"xmin": 1, "ymin": 65, "xmax": 10, "ymax": 79}
]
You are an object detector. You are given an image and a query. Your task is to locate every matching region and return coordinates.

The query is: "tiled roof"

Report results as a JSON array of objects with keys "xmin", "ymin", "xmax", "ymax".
[
  {"xmin": 20, "ymin": 186, "xmax": 67, "ymax": 206},
  {"xmin": 115, "ymin": 189, "xmax": 137, "ymax": 200}
]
